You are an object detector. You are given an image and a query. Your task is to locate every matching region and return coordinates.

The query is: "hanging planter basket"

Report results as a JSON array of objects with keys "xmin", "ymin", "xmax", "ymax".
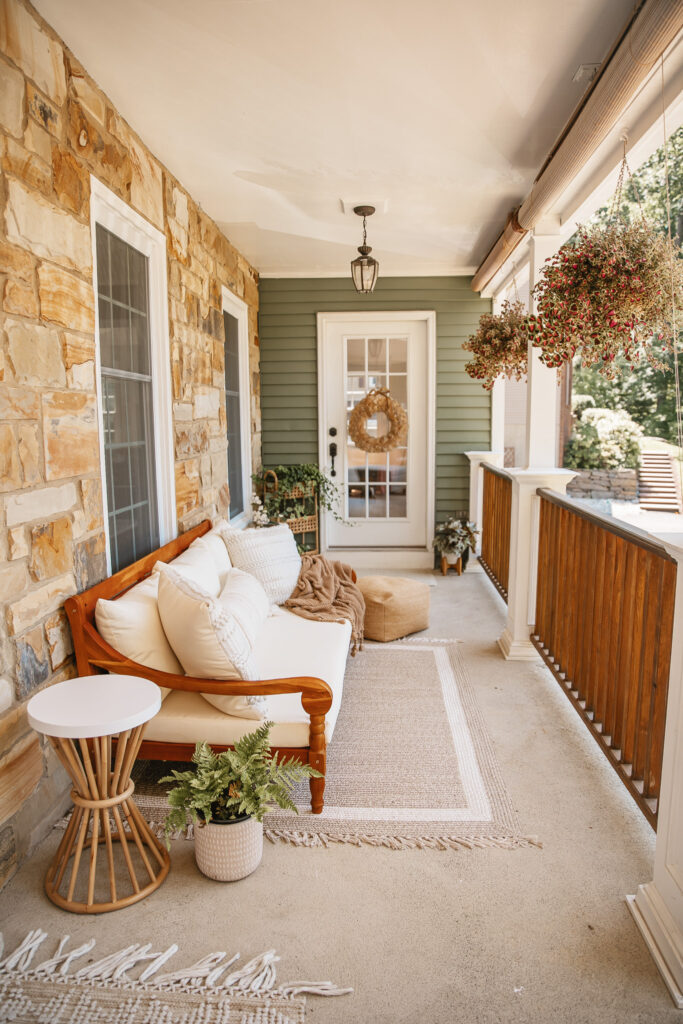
[
  {"xmin": 463, "ymin": 299, "xmax": 538, "ymax": 391},
  {"xmin": 348, "ymin": 387, "xmax": 408, "ymax": 452},
  {"xmin": 531, "ymin": 160, "xmax": 683, "ymax": 379}
]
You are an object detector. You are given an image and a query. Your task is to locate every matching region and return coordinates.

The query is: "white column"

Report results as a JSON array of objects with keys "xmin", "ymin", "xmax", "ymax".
[
  {"xmin": 465, "ymin": 451, "xmax": 504, "ymax": 555},
  {"xmin": 628, "ymin": 540, "xmax": 683, "ymax": 1007},
  {"xmin": 498, "ymin": 469, "xmax": 576, "ymax": 661},
  {"xmin": 491, "ymin": 378, "xmax": 505, "ymax": 456},
  {"xmin": 525, "ymin": 231, "xmax": 563, "ymax": 469}
]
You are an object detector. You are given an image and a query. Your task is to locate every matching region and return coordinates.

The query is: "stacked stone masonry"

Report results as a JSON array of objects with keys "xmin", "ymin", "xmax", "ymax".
[
  {"xmin": 0, "ymin": 0, "xmax": 261, "ymax": 889},
  {"xmin": 566, "ymin": 469, "xmax": 638, "ymax": 501}
]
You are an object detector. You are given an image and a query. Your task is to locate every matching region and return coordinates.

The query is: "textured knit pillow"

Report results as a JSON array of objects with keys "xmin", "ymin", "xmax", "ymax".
[
  {"xmin": 157, "ymin": 566, "xmax": 269, "ymax": 720},
  {"xmin": 95, "ymin": 574, "xmax": 179, "ymax": 700},
  {"xmin": 221, "ymin": 524, "xmax": 301, "ymax": 604}
]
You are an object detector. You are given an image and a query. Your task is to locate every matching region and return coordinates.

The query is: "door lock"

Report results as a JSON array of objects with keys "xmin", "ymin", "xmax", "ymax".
[{"xmin": 329, "ymin": 441, "xmax": 338, "ymax": 477}]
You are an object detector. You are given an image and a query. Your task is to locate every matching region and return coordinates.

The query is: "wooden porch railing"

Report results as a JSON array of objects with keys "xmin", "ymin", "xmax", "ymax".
[
  {"xmin": 532, "ymin": 489, "xmax": 677, "ymax": 828},
  {"xmin": 479, "ymin": 464, "xmax": 512, "ymax": 601}
]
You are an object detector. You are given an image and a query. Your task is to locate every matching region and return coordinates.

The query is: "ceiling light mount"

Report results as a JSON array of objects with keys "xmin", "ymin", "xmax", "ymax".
[{"xmin": 351, "ymin": 205, "xmax": 379, "ymax": 294}]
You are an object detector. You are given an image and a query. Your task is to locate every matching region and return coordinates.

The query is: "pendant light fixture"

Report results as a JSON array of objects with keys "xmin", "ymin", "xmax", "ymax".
[{"xmin": 350, "ymin": 205, "xmax": 379, "ymax": 294}]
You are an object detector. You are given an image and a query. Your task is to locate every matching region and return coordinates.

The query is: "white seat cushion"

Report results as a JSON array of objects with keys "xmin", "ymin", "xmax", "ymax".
[
  {"xmin": 145, "ymin": 610, "xmax": 351, "ymax": 748},
  {"xmin": 220, "ymin": 523, "xmax": 301, "ymax": 604},
  {"xmin": 95, "ymin": 574, "xmax": 179, "ymax": 701}
]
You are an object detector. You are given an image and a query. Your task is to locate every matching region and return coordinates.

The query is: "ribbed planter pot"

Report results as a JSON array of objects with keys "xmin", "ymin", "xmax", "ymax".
[{"xmin": 194, "ymin": 814, "xmax": 263, "ymax": 881}]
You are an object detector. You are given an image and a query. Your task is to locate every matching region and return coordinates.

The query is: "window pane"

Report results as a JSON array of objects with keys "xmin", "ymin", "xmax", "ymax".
[
  {"xmin": 96, "ymin": 224, "xmax": 158, "ymax": 574},
  {"xmin": 369, "ymin": 484, "xmax": 387, "ymax": 517},
  {"xmin": 109, "ymin": 233, "xmax": 130, "ymax": 308},
  {"xmin": 224, "ymin": 311, "xmax": 243, "ymax": 518},
  {"xmin": 389, "ymin": 447, "xmax": 407, "ymax": 482},
  {"xmin": 389, "ymin": 374, "xmax": 407, "ymax": 407}
]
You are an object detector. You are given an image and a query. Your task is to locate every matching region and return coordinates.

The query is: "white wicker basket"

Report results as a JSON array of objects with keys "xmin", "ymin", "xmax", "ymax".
[{"xmin": 194, "ymin": 815, "xmax": 263, "ymax": 881}]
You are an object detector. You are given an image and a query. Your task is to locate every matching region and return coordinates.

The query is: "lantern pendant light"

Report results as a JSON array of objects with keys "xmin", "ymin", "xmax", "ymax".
[{"xmin": 351, "ymin": 205, "xmax": 379, "ymax": 294}]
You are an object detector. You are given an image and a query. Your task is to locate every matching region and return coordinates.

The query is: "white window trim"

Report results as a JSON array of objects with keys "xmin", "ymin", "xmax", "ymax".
[
  {"xmin": 90, "ymin": 175, "xmax": 176, "ymax": 574},
  {"xmin": 221, "ymin": 286, "xmax": 252, "ymax": 529}
]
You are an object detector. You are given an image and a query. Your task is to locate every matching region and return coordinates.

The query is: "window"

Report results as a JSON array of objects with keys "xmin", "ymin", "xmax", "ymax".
[
  {"xmin": 96, "ymin": 225, "xmax": 159, "ymax": 571},
  {"xmin": 221, "ymin": 288, "xmax": 251, "ymax": 526},
  {"xmin": 224, "ymin": 310, "xmax": 243, "ymax": 518},
  {"xmin": 91, "ymin": 178, "xmax": 175, "ymax": 573}
]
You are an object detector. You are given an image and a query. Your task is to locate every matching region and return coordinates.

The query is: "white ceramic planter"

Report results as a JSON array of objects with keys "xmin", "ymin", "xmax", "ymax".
[{"xmin": 194, "ymin": 814, "xmax": 263, "ymax": 881}]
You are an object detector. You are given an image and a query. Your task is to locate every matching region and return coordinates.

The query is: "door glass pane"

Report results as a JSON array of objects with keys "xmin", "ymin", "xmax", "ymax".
[
  {"xmin": 389, "ymin": 374, "xmax": 407, "ymax": 407},
  {"xmin": 389, "ymin": 447, "xmax": 407, "ymax": 482},
  {"xmin": 389, "ymin": 486, "xmax": 407, "ymax": 518},
  {"xmin": 367, "ymin": 338, "xmax": 386, "ymax": 373},
  {"xmin": 347, "ymin": 338, "xmax": 365, "ymax": 373},
  {"xmin": 389, "ymin": 337, "xmax": 407, "ymax": 372},
  {"xmin": 343, "ymin": 333, "xmax": 409, "ymax": 522}
]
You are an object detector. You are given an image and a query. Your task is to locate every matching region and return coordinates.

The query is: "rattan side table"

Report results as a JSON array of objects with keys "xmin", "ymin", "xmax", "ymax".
[{"xmin": 27, "ymin": 674, "xmax": 170, "ymax": 914}]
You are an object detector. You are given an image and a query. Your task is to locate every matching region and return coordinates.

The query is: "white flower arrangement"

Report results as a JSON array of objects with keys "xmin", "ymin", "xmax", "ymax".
[{"xmin": 250, "ymin": 494, "xmax": 271, "ymax": 527}]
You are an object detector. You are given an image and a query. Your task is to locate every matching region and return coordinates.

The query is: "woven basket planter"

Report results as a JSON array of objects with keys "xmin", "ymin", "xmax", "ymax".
[{"xmin": 194, "ymin": 815, "xmax": 263, "ymax": 881}]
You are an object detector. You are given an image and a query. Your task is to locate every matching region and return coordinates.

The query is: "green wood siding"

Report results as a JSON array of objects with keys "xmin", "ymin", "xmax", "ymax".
[{"xmin": 258, "ymin": 277, "xmax": 491, "ymax": 521}]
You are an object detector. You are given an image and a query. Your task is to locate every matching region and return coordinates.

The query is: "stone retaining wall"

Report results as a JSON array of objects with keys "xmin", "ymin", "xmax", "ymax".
[
  {"xmin": 0, "ymin": 0, "xmax": 261, "ymax": 889},
  {"xmin": 566, "ymin": 469, "xmax": 638, "ymax": 501}
]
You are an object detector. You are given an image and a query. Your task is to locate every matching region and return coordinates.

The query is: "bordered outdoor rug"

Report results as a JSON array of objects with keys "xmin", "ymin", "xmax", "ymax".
[
  {"xmin": 133, "ymin": 639, "xmax": 539, "ymax": 851},
  {"xmin": 0, "ymin": 929, "xmax": 351, "ymax": 1023}
]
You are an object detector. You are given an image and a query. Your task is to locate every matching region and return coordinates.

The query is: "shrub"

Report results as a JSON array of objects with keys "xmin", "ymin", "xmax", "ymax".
[{"xmin": 564, "ymin": 405, "xmax": 642, "ymax": 469}]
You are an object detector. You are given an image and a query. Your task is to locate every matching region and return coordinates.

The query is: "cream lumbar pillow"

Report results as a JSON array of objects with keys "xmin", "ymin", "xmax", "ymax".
[
  {"xmin": 220, "ymin": 523, "xmax": 302, "ymax": 604},
  {"xmin": 95, "ymin": 574, "xmax": 180, "ymax": 700},
  {"xmin": 190, "ymin": 527, "xmax": 233, "ymax": 589},
  {"xmin": 153, "ymin": 539, "xmax": 221, "ymax": 597},
  {"xmin": 157, "ymin": 566, "xmax": 269, "ymax": 720}
]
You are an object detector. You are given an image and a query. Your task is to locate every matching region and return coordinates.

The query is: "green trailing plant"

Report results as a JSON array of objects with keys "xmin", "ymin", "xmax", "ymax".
[
  {"xmin": 253, "ymin": 464, "xmax": 344, "ymax": 523},
  {"xmin": 159, "ymin": 722, "xmax": 321, "ymax": 840},
  {"xmin": 432, "ymin": 518, "xmax": 478, "ymax": 559}
]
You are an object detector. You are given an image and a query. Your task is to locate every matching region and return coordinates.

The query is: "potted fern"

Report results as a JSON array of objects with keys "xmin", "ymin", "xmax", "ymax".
[{"xmin": 160, "ymin": 723, "xmax": 321, "ymax": 881}]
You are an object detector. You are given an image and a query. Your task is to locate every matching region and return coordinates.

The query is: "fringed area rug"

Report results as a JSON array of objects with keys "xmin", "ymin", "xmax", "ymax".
[
  {"xmin": 133, "ymin": 639, "xmax": 539, "ymax": 852},
  {"xmin": 0, "ymin": 929, "xmax": 352, "ymax": 1023}
]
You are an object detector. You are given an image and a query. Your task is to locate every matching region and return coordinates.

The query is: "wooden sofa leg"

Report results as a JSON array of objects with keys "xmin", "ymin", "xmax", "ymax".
[
  {"xmin": 310, "ymin": 773, "xmax": 325, "ymax": 814},
  {"xmin": 309, "ymin": 713, "xmax": 326, "ymax": 813}
]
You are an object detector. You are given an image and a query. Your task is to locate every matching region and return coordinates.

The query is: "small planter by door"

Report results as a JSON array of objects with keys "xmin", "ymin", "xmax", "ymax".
[{"xmin": 194, "ymin": 815, "xmax": 263, "ymax": 881}]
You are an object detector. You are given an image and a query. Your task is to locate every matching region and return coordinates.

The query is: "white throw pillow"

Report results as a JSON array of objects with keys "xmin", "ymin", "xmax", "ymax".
[
  {"xmin": 153, "ymin": 540, "xmax": 221, "ymax": 597},
  {"xmin": 157, "ymin": 567, "xmax": 269, "ymax": 721},
  {"xmin": 222, "ymin": 524, "xmax": 301, "ymax": 604},
  {"xmin": 95, "ymin": 575, "xmax": 180, "ymax": 700},
  {"xmin": 191, "ymin": 528, "xmax": 233, "ymax": 589}
]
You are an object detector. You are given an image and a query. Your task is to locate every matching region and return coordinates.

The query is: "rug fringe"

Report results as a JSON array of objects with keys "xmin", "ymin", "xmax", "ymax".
[
  {"xmin": 264, "ymin": 829, "xmax": 542, "ymax": 850},
  {"xmin": 0, "ymin": 932, "xmax": 353, "ymax": 999}
]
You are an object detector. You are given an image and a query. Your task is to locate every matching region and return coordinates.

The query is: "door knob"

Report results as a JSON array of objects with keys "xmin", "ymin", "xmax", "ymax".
[{"xmin": 329, "ymin": 441, "xmax": 338, "ymax": 477}]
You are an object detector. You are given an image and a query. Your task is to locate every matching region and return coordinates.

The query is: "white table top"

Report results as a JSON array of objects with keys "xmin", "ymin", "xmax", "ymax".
[{"xmin": 27, "ymin": 675, "xmax": 162, "ymax": 739}]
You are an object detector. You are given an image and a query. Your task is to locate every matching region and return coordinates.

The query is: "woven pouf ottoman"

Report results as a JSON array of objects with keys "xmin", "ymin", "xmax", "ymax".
[{"xmin": 358, "ymin": 575, "xmax": 430, "ymax": 642}]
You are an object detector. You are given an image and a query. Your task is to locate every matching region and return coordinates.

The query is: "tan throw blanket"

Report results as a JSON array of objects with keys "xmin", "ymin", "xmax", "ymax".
[{"xmin": 284, "ymin": 554, "xmax": 365, "ymax": 655}]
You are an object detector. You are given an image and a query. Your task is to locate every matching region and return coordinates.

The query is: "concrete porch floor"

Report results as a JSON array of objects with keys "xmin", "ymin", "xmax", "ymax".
[{"xmin": 0, "ymin": 566, "xmax": 677, "ymax": 1023}]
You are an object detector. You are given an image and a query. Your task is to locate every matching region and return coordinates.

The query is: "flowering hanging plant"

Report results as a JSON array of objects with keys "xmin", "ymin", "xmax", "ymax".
[
  {"xmin": 463, "ymin": 300, "xmax": 537, "ymax": 390},
  {"xmin": 530, "ymin": 219, "xmax": 683, "ymax": 380}
]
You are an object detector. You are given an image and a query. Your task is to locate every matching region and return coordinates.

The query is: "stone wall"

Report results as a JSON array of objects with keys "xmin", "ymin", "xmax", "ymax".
[
  {"xmin": 0, "ymin": 0, "xmax": 260, "ymax": 889},
  {"xmin": 566, "ymin": 469, "xmax": 638, "ymax": 501}
]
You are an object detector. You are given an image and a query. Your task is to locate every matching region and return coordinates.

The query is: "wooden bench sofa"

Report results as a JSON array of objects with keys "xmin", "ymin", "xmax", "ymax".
[{"xmin": 64, "ymin": 520, "xmax": 351, "ymax": 814}]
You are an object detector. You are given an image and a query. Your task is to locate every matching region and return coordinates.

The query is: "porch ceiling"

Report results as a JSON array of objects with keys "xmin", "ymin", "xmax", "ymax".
[{"xmin": 36, "ymin": 0, "xmax": 635, "ymax": 277}]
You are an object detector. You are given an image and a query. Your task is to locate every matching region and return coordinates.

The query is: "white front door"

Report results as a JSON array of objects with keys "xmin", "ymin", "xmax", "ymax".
[{"xmin": 318, "ymin": 312, "xmax": 435, "ymax": 567}]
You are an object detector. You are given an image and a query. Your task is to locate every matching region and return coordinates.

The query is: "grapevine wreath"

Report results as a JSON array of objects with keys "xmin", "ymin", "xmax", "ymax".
[{"xmin": 348, "ymin": 387, "xmax": 408, "ymax": 453}]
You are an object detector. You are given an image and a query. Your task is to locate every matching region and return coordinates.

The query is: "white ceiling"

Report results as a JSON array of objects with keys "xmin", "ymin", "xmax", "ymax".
[{"xmin": 36, "ymin": 0, "xmax": 636, "ymax": 277}]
